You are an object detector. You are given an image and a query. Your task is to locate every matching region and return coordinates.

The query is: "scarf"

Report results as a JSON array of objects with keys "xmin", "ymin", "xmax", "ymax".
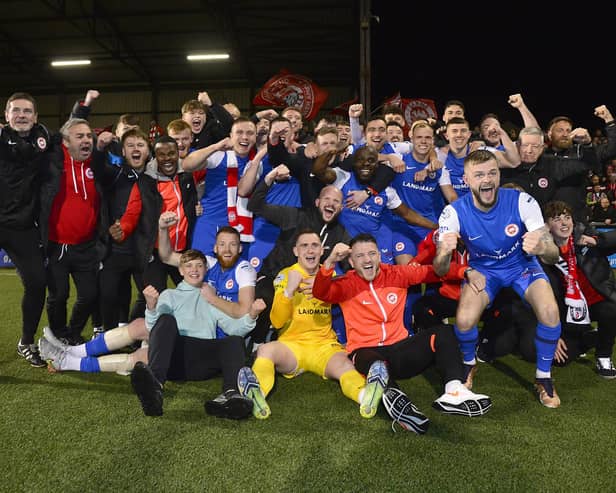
[
  {"xmin": 226, "ymin": 150, "xmax": 255, "ymax": 242},
  {"xmin": 555, "ymin": 235, "xmax": 590, "ymax": 324}
]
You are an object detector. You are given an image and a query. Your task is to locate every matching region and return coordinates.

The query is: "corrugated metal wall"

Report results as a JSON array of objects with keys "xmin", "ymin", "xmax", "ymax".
[{"xmin": 3, "ymin": 86, "xmax": 354, "ymax": 133}]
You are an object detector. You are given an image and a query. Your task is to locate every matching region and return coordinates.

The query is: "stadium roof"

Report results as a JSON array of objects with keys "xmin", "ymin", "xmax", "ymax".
[{"xmin": 0, "ymin": 0, "xmax": 359, "ymax": 95}]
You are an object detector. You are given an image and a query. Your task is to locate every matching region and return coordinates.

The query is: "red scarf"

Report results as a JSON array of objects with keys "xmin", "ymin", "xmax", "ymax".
[
  {"xmin": 226, "ymin": 150, "xmax": 255, "ymax": 242},
  {"xmin": 556, "ymin": 235, "xmax": 590, "ymax": 324}
]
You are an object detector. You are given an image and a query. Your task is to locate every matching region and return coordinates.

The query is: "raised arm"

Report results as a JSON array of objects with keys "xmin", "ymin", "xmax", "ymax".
[
  {"xmin": 433, "ymin": 231, "xmax": 458, "ymax": 276},
  {"xmin": 70, "ymin": 89, "xmax": 100, "ymax": 120},
  {"xmin": 508, "ymin": 93, "xmax": 539, "ymax": 129},
  {"xmin": 495, "ymin": 125, "xmax": 521, "ymax": 168},
  {"xmin": 348, "ymin": 103, "xmax": 365, "ymax": 145},
  {"xmin": 237, "ymin": 146, "xmax": 268, "ymax": 197},
  {"xmin": 311, "ymin": 149, "xmax": 337, "ymax": 184},
  {"xmin": 246, "ymin": 165, "xmax": 300, "ymax": 229},
  {"xmin": 312, "ymin": 243, "xmax": 352, "ymax": 304},
  {"xmin": 181, "ymin": 137, "xmax": 230, "ymax": 171},
  {"xmin": 593, "ymin": 104, "xmax": 616, "ymax": 163},
  {"xmin": 157, "ymin": 211, "xmax": 181, "ymax": 267}
]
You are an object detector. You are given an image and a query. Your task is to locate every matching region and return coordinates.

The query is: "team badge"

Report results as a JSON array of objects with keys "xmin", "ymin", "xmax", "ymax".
[
  {"xmin": 37, "ymin": 137, "xmax": 47, "ymax": 150},
  {"xmin": 225, "ymin": 279, "xmax": 234, "ymax": 289},
  {"xmin": 250, "ymin": 257, "xmax": 261, "ymax": 268},
  {"xmin": 85, "ymin": 168, "xmax": 94, "ymax": 179},
  {"xmin": 228, "ymin": 211, "xmax": 236, "ymax": 222},
  {"xmin": 395, "ymin": 242, "xmax": 404, "ymax": 252},
  {"xmin": 569, "ymin": 305, "xmax": 588, "ymax": 322},
  {"xmin": 373, "ymin": 196, "xmax": 383, "ymax": 206},
  {"xmin": 386, "ymin": 293, "xmax": 398, "ymax": 304},
  {"xmin": 505, "ymin": 223, "xmax": 519, "ymax": 237},
  {"xmin": 538, "ymin": 177, "xmax": 548, "ymax": 189}
]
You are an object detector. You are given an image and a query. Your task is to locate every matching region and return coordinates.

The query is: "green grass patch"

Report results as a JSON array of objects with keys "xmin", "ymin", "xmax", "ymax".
[{"xmin": 0, "ymin": 268, "xmax": 615, "ymax": 492}]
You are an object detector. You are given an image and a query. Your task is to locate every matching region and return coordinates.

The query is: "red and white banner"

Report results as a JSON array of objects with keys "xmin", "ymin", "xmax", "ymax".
[
  {"xmin": 382, "ymin": 92, "xmax": 438, "ymax": 126},
  {"xmin": 383, "ymin": 91, "xmax": 402, "ymax": 107},
  {"xmin": 400, "ymin": 98, "xmax": 438, "ymax": 125},
  {"xmin": 253, "ymin": 69, "xmax": 328, "ymax": 121}
]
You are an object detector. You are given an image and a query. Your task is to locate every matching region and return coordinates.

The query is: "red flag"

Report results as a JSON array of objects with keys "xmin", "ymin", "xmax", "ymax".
[
  {"xmin": 400, "ymin": 98, "xmax": 438, "ymax": 126},
  {"xmin": 383, "ymin": 91, "xmax": 402, "ymax": 107},
  {"xmin": 253, "ymin": 69, "xmax": 329, "ymax": 121},
  {"xmin": 331, "ymin": 96, "xmax": 359, "ymax": 116}
]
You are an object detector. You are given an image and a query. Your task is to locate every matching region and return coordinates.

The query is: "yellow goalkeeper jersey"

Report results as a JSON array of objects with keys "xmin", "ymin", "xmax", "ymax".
[{"xmin": 271, "ymin": 262, "xmax": 338, "ymax": 344}]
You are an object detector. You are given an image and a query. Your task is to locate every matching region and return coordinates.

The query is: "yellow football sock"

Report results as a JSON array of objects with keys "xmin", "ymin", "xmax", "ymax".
[
  {"xmin": 253, "ymin": 357, "xmax": 275, "ymax": 396},
  {"xmin": 339, "ymin": 369, "xmax": 365, "ymax": 403}
]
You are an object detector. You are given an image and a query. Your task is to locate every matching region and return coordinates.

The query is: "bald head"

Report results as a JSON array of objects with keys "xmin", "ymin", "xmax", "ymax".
[{"xmin": 316, "ymin": 185, "xmax": 343, "ymax": 223}]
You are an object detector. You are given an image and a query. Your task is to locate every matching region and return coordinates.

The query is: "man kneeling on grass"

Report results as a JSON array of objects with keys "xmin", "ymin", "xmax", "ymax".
[
  {"xmin": 130, "ymin": 249, "xmax": 266, "ymax": 419},
  {"xmin": 311, "ymin": 233, "xmax": 492, "ymax": 433},
  {"xmin": 237, "ymin": 229, "xmax": 388, "ymax": 421}
]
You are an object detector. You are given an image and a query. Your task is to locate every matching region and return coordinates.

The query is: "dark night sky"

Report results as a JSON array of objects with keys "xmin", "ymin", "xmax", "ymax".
[{"xmin": 370, "ymin": 3, "xmax": 613, "ymax": 132}]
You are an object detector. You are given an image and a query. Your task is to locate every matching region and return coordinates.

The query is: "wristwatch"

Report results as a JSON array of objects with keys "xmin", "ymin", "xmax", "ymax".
[{"xmin": 464, "ymin": 267, "xmax": 474, "ymax": 279}]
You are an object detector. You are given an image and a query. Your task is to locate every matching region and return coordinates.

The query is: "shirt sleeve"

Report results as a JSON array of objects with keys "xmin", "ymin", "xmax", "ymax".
[
  {"xmin": 437, "ymin": 204, "xmax": 460, "ymax": 234},
  {"xmin": 145, "ymin": 289, "xmax": 174, "ymax": 331},
  {"xmin": 213, "ymin": 305, "xmax": 256, "ymax": 336},
  {"xmin": 235, "ymin": 261, "xmax": 257, "ymax": 288},
  {"xmin": 119, "ymin": 183, "xmax": 143, "ymax": 238},
  {"xmin": 331, "ymin": 167, "xmax": 350, "ymax": 189},
  {"xmin": 519, "ymin": 192, "xmax": 545, "ymax": 232},
  {"xmin": 438, "ymin": 167, "xmax": 452, "ymax": 185},
  {"xmin": 270, "ymin": 268, "xmax": 292, "ymax": 329},
  {"xmin": 206, "ymin": 151, "xmax": 226, "ymax": 170},
  {"xmin": 385, "ymin": 186, "xmax": 403, "ymax": 209}
]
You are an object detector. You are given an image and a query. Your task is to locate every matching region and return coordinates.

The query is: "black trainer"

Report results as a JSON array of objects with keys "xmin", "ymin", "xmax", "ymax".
[
  {"xmin": 17, "ymin": 340, "xmax": 46, "ymax": 368},
  {"xmin": 205, "ymin": 389, "xmax": 253, "ymax": 420},
  {"xmin": 382, "ymin": 387, "xmax": 430, "ymax": 434},
  {"xmin": 130, "ymin": 362, "xmax": 163, "ymax": 416}
]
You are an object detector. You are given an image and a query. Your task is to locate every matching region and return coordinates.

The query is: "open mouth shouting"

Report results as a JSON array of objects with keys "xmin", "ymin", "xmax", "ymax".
[
  {"xmin": 321, "ymin": 204, "xmax": 337, "ymax": 222},
  {"xmin": 190, "ymin": 116, "xmax": 204, "ymax": 133},
  {"xmin": 128, "ymin": 150, "xmax": 146, "ymax": 168},
  {"xmin": 78, "ymin": 143, "xmax": 92, "ymax": 160},
  {"xmin": 476, "ymin": 183, "xmax": 497, "ymax": 208}
]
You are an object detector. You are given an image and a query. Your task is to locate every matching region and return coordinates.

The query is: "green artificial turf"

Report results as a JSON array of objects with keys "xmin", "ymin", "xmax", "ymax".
[{"xmin": 0, "ymin": 268, "xmax": 614, "ymax": 492}]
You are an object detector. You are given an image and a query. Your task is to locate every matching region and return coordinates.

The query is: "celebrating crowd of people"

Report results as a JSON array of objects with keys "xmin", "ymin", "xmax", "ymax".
[{"xmin": 2, "ymin": 88, "xmax": 615, "ymax": 433}]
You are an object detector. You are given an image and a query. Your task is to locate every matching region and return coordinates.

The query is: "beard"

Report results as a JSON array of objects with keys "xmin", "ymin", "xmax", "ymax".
[
  {"xmin": 472, "ymin": 187, "xmax": 498, "ymax": 209},
  {"xmin": 217, "ymin": 253, "xmax": 239, "ymax": 269}
]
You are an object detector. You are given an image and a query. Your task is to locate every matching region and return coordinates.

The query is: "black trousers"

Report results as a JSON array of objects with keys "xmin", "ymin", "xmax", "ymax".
[
  {"xmin": 46, "ymin": 240, "xmax": 98, "ymax": 339},
  {"xmin": 251, "ymin": 274, "xmax": 275, "ymax": 343},
  {"xmin": 350, "ymin": 324, "xmax": 463, "ymax": 385},
  {"xmin": 412, "ymin": 292, "xmax": 458, "ymax": 332},
  {"xmin": 148, "ymin": 314, "xmax": 247, "ymax": 390},
  {"xmin": 589, "ymin": 300, "xmax": 616, "ymax": 358},
  {"xmin": 0, "ymin": 225, "xmax": 46, "ymax": 344},
  {"xmin": 480, "ymin": 297, "xmax": 616, "ymax": 364},
  {"xmin": 99, "ymin": 252, "xmax": 143, "ymax": 330}
]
